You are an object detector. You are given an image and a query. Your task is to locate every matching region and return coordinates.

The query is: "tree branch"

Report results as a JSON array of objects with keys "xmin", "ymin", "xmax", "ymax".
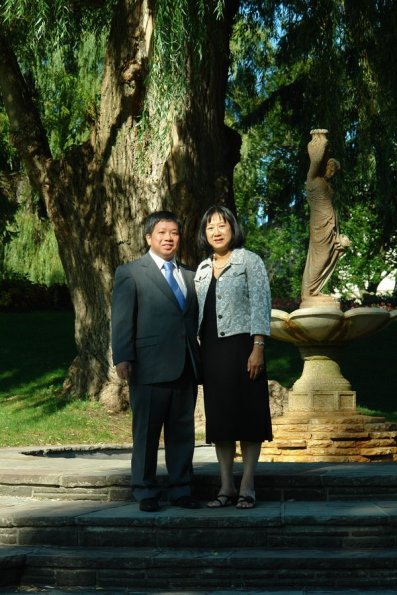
[
  {"xmin": 239, "ymin": 76, "xmax": 306, "ymax": 130},
  {"xmin": 95, "ymin": 0, "xmax": 153, "ymax": 156},
  {"xmin": 0, "ymin": 32, "xmax": 52, "ymax": 195}
]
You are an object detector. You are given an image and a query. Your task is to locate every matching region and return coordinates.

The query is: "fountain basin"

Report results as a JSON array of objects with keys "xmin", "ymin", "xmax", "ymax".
[
  {"xmin": 271, "ymin": 306, "xmax": 395, "ymax": 345},
  {"xmin": 270, "ymin": 306, "xmax": 396, "ymax": 414}
]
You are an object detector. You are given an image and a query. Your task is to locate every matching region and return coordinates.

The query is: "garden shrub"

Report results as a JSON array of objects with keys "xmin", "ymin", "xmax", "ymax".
[{"xmin": 0, "ymin": 275, "xmax": 72, "ymax": 312}]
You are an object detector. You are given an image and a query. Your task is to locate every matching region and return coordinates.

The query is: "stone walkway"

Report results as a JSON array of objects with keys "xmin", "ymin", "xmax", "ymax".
[
  {"xmin": 2, "ymin": 590, "xmax": 397, "ymax": 595},
  {"xmin": 1, "ymin": 441, "xmax": 397, "ymax": 501},
  {"xmin": 2, "ymin": 589, "xmax": 397, "ymax": 594}
]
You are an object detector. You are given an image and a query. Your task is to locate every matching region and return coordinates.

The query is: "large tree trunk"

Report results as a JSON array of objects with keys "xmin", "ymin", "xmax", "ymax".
[{"xmin": 0, "ymin": 0, "xmax": 240, "ymax": 411}]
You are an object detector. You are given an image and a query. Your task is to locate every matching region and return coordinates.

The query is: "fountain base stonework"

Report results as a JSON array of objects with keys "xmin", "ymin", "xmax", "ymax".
[
  {"xmin": 260, "ymin": 412, "xmax": 397, "ymax": 462},
  {"xmin": 288, "ymin": 343, "xmax": 355, "ymax": 412}
]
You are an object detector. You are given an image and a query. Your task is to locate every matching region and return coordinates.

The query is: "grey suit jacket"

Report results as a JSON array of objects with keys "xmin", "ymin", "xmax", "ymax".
[{"xmin": 111, "ymin": 252, "xmax": 201, "ymax": 385}]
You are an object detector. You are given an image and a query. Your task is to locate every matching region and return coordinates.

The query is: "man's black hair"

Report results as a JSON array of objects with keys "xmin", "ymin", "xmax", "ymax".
[{"xmin": 143, "ymin": 211, "xmax": 182, "ymax": 236}]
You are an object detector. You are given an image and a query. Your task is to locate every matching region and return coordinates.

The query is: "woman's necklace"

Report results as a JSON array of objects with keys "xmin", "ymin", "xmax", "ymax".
[{"xmin": 212, "ymin": 253, "xmax": 232, "ymax": 270}]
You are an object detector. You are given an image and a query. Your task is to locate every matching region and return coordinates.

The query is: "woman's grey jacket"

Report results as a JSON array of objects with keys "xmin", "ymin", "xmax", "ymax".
[{"xmin": 194, "ymin": 247, "xmax": 271, "ymax": 338}]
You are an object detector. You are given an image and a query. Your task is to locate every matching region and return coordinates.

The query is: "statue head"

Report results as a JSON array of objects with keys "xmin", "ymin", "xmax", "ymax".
[{"xmin": 325, "ymin": 158, "xmax": 340, "ymax": 179}]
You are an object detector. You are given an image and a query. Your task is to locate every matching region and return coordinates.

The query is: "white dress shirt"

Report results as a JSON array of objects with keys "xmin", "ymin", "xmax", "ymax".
[{"xmin": 149, "ymin": 250, "xmax": 187, "ymax": 298}]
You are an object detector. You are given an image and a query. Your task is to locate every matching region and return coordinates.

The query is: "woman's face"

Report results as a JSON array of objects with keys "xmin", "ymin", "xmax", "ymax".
[{"xmin": 205, "ymin": 212, "xmax": 233, "ymax": 255}]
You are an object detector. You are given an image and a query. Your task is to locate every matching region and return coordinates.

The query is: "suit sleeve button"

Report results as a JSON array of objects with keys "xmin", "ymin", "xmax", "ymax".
[{"xmin": 220, "ymin": 332, "xmax": 225, "ymax": 336}]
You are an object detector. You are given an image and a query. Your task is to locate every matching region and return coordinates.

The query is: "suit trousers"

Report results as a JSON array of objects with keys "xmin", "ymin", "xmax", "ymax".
[{"xmin": 129, "ymin": 358, "xmax": 197, "ymax": 501}]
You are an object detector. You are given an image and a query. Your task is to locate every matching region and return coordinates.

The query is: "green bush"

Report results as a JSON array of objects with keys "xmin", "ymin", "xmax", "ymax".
[{"xmin": 0, "ymin": 275, "xmax": 72, "ymax": 312}]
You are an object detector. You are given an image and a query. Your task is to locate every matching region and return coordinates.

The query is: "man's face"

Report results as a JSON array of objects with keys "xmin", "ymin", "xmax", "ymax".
[{"xmin": 146, "ymin": 220, "xmax": 180, "ymax": 261}]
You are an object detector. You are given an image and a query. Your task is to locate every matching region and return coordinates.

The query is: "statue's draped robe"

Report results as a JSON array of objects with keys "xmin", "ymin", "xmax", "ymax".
[{"xmin": 301, "ymin": 177, "xmax": 345, "ymax": 297}]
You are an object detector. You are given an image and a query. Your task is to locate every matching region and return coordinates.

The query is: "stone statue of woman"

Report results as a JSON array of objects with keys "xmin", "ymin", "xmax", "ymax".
[{"xmin": 301, "ymin": 129, "xmax": 350, "ymax": 308}]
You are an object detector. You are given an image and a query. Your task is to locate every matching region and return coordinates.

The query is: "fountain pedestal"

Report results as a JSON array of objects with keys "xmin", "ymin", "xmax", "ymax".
[{"xmin": 289, "ymin": 344, "xmax": 356, "ymax": 412}]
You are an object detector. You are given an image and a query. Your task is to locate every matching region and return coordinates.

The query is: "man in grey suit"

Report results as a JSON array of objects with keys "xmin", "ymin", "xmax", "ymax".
[{"xmin": 111, "ymin": 211, "xmax": 201, "ymax": 512}]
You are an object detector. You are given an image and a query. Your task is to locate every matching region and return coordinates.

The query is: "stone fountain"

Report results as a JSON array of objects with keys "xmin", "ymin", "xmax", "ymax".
[{"xmin": 260, "ymin": 130, "xmax": 397, "ymax": 462}]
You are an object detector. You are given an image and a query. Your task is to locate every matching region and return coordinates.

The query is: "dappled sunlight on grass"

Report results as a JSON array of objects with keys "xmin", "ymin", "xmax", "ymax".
[
  {"xmin": 0, "ymin": 311, "xmax": 132, "ymax": 447},
  {"xmin": 0, "ymin": 385, "xmax": 132, "ymax": 447},
  {"xmin": 3, "ymin": 385, "xmax": 70, "ymax": 415},
  {"xmin": 0, "ymin": 311, "xmax": 76, "ymax": 394},
  {"xmin": 0, "ymin": 370, "xmax": 68, "ymax": 404}
]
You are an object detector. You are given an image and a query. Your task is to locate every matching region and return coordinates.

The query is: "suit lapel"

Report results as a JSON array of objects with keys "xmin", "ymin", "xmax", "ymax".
[{"xmin": 180, "ymin": 266, "xmax": 194, "ymax": 311}]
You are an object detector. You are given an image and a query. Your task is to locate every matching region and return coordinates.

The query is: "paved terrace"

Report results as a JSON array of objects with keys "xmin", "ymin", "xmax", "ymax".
[
  {"xmin": 2, "ymin": 443, "xmax": 397, "ymax": 500},
  {"xmin": 1, "ymin": 444, "xmax": 397, "ymax": 593}
]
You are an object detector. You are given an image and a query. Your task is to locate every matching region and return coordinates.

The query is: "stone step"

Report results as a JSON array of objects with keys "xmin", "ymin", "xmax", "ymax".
[
  {"xmin": 2, "ymin": 456, "xmax": 397, "ymax": 502},
  {"xmin": 3, "ymin": 591, "xmax": 397, "ymax": 595},
  {"xmin": 2, "ymin": 450, "xmax": 397, "ymax": 591},
  {"xmin": 3, "ymin": 589, "xmax": 397, "ymax": 595},
  {"xmin": 1, "ymin": 546, "xmax": 397, "ymax": 590},
  {"xmin": 2, "ymin": 498, "xmax": 397, "ymax": 549}
]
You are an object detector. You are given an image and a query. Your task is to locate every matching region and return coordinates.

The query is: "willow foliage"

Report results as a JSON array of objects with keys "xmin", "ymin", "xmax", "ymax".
[
  {"xmin": 3, "ymin": 211, "xmax": 65, "ymax": 285},
  {"xmin": 33, "ymin": 32, "xmax": 106, "ymax": 157},
  {"xmin": 229, "ymin": 0, "xmax": 397, "ymax": 298},
  {"xmin": 136, "ymin": 0, "xmax": 226, "ymax": 165}
]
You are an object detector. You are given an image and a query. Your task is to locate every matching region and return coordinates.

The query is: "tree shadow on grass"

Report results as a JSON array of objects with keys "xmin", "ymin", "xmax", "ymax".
[
  {"xmin": 0, "ymin": 311, "xmax": 76, "ymax": 397},
  {"xmin": 0, "ymin": 376, "xmax": 80, "ymax": 419},
  {"xmin": 0, "ymin": 369, "xmax": 66, "ymax": 396}
]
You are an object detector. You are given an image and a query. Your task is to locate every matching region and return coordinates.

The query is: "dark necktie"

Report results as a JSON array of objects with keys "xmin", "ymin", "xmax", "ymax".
[{"xmin": 163, "ymin": 261, "xmax": 186, "ymax": 310}]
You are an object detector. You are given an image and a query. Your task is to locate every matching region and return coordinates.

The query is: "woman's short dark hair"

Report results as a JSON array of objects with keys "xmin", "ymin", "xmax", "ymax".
[{"xmin": 197, "ymin": 205, "xmax": 244, "ymax": 254}]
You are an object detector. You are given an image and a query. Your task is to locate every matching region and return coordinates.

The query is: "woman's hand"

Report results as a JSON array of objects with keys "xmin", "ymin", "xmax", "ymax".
[{"xmin": 247, "ymin": 344, "xmax": 264, "ymax": 380}]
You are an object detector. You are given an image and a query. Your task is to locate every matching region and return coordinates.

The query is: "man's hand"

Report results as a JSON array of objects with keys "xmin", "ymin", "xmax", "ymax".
[{"xmin": 116, "ymin": 361, "xmax": 132, "ymax": 381}]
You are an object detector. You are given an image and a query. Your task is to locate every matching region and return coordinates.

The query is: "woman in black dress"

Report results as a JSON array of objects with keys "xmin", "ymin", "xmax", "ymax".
[{"xmin": 194, "ymin": 205, "xmax": 272, "ymax": 509}]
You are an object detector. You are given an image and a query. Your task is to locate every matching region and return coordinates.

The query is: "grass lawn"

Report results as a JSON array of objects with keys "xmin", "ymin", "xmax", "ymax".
[
  {"xmin": 0, "ymin": 311, "xmax": 132, "ymax": 447},
  {"xmin": 340, "ymin": 322, "xmax": 397, "ymax": 415},
  {"xmin": 0, "ymin": 311, "xmax": 396, "ymax": 447}
]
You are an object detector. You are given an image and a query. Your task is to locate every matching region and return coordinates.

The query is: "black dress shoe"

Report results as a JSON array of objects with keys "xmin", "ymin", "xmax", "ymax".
[
  {"xmin": 171, "ymin": 495, "xmax": 201, "ymax": 509},
  {"xmin": 139, "ymin": 497, "xmax": 160, "ymax": 512}
]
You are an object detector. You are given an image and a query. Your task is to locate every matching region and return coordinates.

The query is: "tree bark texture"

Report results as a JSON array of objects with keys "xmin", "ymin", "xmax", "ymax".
[{"xmin": 0, "ymin": 0, "xmax": 241, "ymax": 410}]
